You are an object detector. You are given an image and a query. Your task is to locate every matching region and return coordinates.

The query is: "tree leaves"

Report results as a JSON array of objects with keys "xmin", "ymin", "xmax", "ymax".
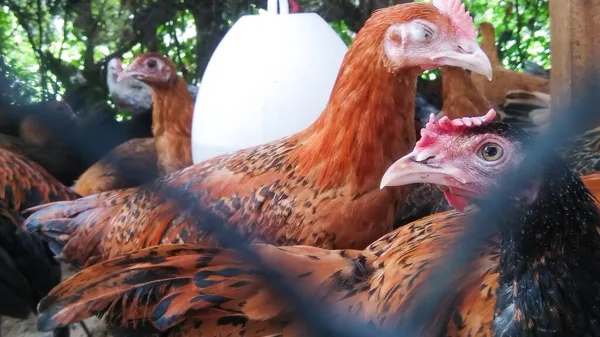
[{"xmin": 1, "ymin": 0, "xmax": 550, "ymax": 106}]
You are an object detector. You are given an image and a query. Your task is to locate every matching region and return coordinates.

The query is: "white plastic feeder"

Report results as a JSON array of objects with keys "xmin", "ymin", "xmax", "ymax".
[{"xmin": 191, "ymin": 0, "xmax": 348, "ymax": 163}]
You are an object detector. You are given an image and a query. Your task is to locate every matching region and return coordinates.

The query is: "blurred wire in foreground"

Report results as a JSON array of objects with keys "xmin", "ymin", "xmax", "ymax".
[
  {"xmin": 393, "ymin": 73, "xmax": 600, "ymax": 335},
  {"xmin": 141, "ymin": 73, "xmax": 599, "ymax": 337}
]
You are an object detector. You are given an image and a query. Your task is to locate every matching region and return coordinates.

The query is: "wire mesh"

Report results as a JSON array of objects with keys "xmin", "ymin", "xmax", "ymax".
[
  {"xmin": 14, "ymin": 68, "xmax": 600, "ymax": 335},
  {"xmin": 130, "ymin": 71, "xmax": 600, "ymax": 336}
]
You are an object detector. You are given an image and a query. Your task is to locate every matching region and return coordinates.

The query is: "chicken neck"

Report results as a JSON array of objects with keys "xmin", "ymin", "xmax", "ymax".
[
  {"xmin": 293, "ymin": 50, "xmax": 420, "ymax": 192},
  {"xmin": 493, "ymin": 160, "xmax": 600, "ymax": 335},
  {"xmin": 149, "ymin": 77, "xmax": 194, "ymax": 174}
]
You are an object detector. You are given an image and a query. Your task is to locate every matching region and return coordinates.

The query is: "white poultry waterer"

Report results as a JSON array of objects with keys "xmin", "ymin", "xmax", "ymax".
[{"xmin": 191, "ymin": 0, "xmax": 349, "ymax": 163}]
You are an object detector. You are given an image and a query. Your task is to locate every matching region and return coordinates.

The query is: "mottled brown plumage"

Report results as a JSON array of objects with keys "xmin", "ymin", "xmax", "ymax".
[
  {"xmin": 0, "ymin": 146, "xmax": 78, "ymax": 337},
  {"xmin": 38, "ymin": 209, "xmax": 500, "ymax": 336},
  {"xmin": 0, "ymin": 147, "xmax": 78, "ymax": 211},
  {"xmin": 25, "ymin": 2, "xmax": 492, "ymax": 268},
  {"xmin": 73, "ymin": 138, "xmax": 159, "ymax": 196}
]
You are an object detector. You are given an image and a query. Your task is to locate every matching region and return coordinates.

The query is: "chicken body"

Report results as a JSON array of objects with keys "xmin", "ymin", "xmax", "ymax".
[
  {"xmin": 72, "ymin": 138, "xmax": 159, "ymax": 196},
  {"xmin": 25, "ymin": 2, "xmax": 493, "ymax": 268},
  {"xmin": 470, "ymin": 22, "xmax": 549, "ymax": 108},
  {"xmin": 75, "ymin": 54, "xmax": 194, "ymax": 195},
  {"xmin": 0, "ymin": 147, "xmax": 79, "ymax": 336},
  {"xmin": 38, "ymin": 115, "xmax": 600, "ymax": 336}
]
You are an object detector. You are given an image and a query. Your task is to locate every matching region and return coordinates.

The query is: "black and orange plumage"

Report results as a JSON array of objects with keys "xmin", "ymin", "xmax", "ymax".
[
  {"xmin": 24, "ymin": 1, "xmax": 493, "ymax": 269},
  {"xmin": 37, "ymin": 113, "xmax": 600, "ymax": 336},
  {"xmin": 0, "ymin": 147, "xmax": 79, "ymax": 337}
]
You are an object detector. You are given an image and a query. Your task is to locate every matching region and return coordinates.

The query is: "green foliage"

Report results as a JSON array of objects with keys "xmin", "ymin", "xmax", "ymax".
[
  {"xmin": 0, "ymin": 0, "xmax": 550, "ymax": 106},
  {"xmin": 329, "ymin": 20, "xmax": 355, "ymax": 46},
  {"xmin": 416, "ymin": 0, "xmax": 550, "ymax": 71}
]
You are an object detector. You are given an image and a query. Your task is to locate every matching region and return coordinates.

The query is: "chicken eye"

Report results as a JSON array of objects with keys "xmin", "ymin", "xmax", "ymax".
[
  {"xmin": 147, "ymin": 59, "xmax": 157, "ymax": 69},
  {"xmin": 480, "ymin": 143, "xmax": 504, "ymax": 161},
  {"xmin": 411, "ymin": 23, "xmax": 435, "ymax": 42}
]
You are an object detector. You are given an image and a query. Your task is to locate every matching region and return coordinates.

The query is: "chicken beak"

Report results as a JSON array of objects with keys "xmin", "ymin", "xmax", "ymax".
[
  {"xmin": 435, "ymin": 42, "xmax": 493, "ymax": 81},
  {"xmin": 117, "ymin": 70, "xmax": 144, "ymax": 83},
  {"xmin": 380, "ymin": 155, "xmax": 470, "ymax": 189},
  {"xmin": 465, "ymin": 46, "xmax": 493, "ymax": 81}
]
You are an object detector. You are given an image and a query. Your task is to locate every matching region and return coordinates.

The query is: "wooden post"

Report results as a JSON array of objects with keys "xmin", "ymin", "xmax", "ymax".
[{"xmin": 550, "ymin": 0, "xmax": 600, "ymax": 115}]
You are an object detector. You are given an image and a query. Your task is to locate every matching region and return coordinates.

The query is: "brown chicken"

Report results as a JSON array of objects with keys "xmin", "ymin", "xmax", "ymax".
[
  {"xmin": 0, "ymin": 147, "xmax": 79, "ymax": 337},
  {"xmin": 470, "ymin": 22, "xmax": 549, "ymax": 108},
  {"xmin": 0, "ymin": 147, "xmax": 79, "ymax": 212},
  {"xmin": 478, "ymin": 22, "xmax": 500, "ymax": 67},
  {"xmin": 400, "ymin": 65, "xmax": 492, "ymax": 227},
  {"xmin": 439, "ymin": 66, "xmax": 492, "ymax": 119},
  {"xmin": 24, "ymin": 0, "xmax": 492, "ymax": 268},
  {"xmin": 72, "ymin": 138, "xmax": 160, "ymax": 195},
  {"xmin": 38, "ymin": 111, "xmax": 600, "ymax": 336},
  {"xmin": 73, "ymin": 53, "xmax": 194, "ymax": 195}
]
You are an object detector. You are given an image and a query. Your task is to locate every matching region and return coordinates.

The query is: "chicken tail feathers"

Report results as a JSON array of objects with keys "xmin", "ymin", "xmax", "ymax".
[
  {"xmin": 37, "ymin": 245, "xmax": 243, "ymax": 332},
  {"xmin": 23, "ymin": 191, "xmax": 132, "ymax": 268},
  {"xmin": 37, "ymin": 243, "xmax": 370, "ymax": 332}
]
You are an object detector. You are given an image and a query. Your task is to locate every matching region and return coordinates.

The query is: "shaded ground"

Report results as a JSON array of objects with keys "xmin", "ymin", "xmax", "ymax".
[{"xmin": 2, "ymin": 264, "xmax": 110, "ymax": 337}]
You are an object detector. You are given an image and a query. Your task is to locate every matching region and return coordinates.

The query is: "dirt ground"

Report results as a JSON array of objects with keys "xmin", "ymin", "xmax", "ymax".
[{"xmin": 1, "ymin": 264, "xmax": 110, "ymax": 337}]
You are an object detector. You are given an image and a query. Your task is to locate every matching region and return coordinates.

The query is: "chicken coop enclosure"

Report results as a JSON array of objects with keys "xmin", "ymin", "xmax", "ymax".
[{"xmin": 2, "ymin": 0, "xmax": 600, "ymax": 336}]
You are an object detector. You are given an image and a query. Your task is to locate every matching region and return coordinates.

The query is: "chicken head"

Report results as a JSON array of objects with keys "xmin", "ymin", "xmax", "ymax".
[
  {"xmin": 378, "ymin": 0, "xmax": 492, "ymax": 79},
  {"xmin": 117, "ymin": 52, "xmax": 177, "ymax": 85},
  {"xmin": 380, "ymin": 109, "xmax": 539, "ymax": 211}
]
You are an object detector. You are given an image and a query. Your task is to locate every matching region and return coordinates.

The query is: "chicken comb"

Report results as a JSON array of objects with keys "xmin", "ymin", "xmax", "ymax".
[
  {"xmin": 416, "ymin": 109, "xmax": 496, "ymax": 148},
  {"xmin": 432, "ymin": 0, "xmax": 476, "ymax": 40}
]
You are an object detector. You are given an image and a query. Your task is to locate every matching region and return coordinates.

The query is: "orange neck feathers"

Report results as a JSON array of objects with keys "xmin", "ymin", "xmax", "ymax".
[
  {"xmin": 292, "ymin": 30, "xmax": 421, "ymax": 192},
  {"xmin": 479, "ymin": 24, "xmax": 500, "ymax": 67},
  {"xmin": 440, "ymin": 66, "xmax": 492, "ymax": 119},
  {"xmin": 149, "ymin": 77, "xmax": 194, "ymax": 172}
]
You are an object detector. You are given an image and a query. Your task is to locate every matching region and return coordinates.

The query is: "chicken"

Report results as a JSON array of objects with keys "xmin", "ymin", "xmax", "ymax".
[
  {"xmin": 72, "ymin": 138, "xmax": 160, "ymax": 196},
  {"xmin": 106, "ymin": 57, "xmax": 199, "ymax": 116},
  {"xmin": 438, "ymin": 66, "xmax": 492, "ymax": 119},
  {"xmin": 106, "ymin": 57, "xmax": 152, "ymax": 116},
  {"xmin": 0, "ymin": 147, "xmax": 79, "ymax": 337},
  {"xmin": 117, "ymin": 53, "xmax": 194, "ymax": 175},
  {"xmin": 495, "ymin": 90, "xmax": 600, "ymax": 176},
  {"xmin": 25, "ymin": 0, "xmax": 493, "ymax": 268},
  {"xmin": 470, "ymin": 22, "xmax": 549, "ymax": 108},
  {"xmin": 0, "ymin": 133, "xmax": 81, "ymax": 187},
  {"xmin": 0, "ymin": 147, "xmax": 79, "ymax": 212},
  {"xmin": 0, "ymin": 101, "xmax": 84, "ymax": 185},
  {"xmin": 398, "ymin": 65, "xmax": 493, "ymax": 227},
  {"xmin": 74, "ymin": 53, "xmax": 194, "ymax": 195},
  {"xmin": 498, "ymin": 90, "xmax": 550, "ymax": 131},
  {"xmin": 477, "ymin": 22, "xmax": 500, "ymax": 67},
  {"xmin": 562, "ymin": 126, "xmax": 600, "ymax": 175},
  {"xmin": 37, "ymin": 110, "xmax": 600, "ymax": 336}
]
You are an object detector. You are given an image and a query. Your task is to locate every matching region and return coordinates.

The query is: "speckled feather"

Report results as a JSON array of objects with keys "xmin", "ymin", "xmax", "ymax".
[
  {"xmin": 23, "ymin": 3, "xmax": 470, "ymax": 267},
  {"xmin": 0, "ymin": 147, "xmax": 78, "ymax": 211},
  {"xmin": 37, "ymin": 208, "xmax": 502, "ymax": 336},
  {"xmin": 562, "ymin": 126, "xmax": 600, "ymax": 175}
]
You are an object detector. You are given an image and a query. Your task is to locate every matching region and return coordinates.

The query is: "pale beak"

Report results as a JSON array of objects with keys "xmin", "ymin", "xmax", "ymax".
[
  {"xmin": 434, "ymin": 42, "xmax": 493, "ymax": 81},
  {"xmin": 117, "ymin": 70, "xmax": 144, "ymax": 83},
  {"xmin": 380, "ymin": 154, "xmax": 470, "ymax": 189}
]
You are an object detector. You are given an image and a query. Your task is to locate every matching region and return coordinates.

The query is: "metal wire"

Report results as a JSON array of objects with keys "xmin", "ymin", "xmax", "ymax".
[
  {"xmin": 28, "ymin": 70, "xmax": 600, "ymax": 336},
  {"xmin": 143, "ymin": 72, "xmax": 600, "ymax": 337}
]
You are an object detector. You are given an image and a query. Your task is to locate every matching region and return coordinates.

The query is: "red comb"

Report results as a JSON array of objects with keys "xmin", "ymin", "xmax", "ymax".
[
  {"xmin": 432, "ymin": 0, "xmax": 476, "ymax": 40},
  {"xmin": 416, "ymin": 109, "xmax": 496, "ymax": 149}
]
